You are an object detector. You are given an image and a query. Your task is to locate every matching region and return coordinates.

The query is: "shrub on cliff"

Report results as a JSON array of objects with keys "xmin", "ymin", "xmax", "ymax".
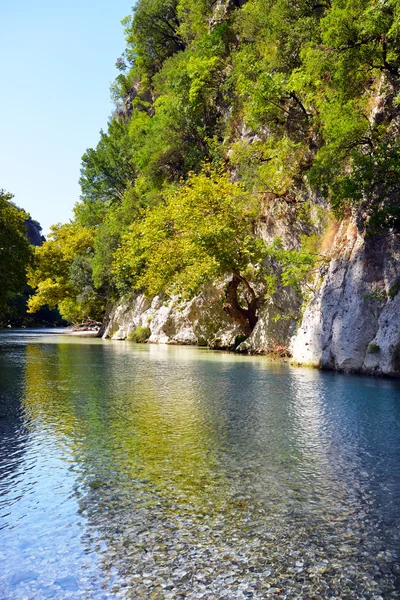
[{"xmin": 128, "ymin": 326, "xmax": 151, "ymax": 343}]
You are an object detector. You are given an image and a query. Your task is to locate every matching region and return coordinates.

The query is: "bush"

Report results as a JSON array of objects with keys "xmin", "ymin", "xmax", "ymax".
[
  {"xmin": 367, "ymin": 343, "xmax": 380, "ymax": 355},
  {"xmin": 128, "ymin": 326, "xmax": 151, "ymax": 343},
  {"xmin": 233, "ymin": 334, "xmax": 248, "ymax": 349}
]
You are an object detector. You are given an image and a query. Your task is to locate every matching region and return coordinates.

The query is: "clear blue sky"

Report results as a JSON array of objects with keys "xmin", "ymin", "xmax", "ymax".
[{"xmin": 0, "ymin": 0, "xmax": 133, "ymax": 235}]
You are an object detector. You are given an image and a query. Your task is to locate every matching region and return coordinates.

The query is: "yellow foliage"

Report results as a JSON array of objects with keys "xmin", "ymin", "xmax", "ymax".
[{"xmin": 27, "ymin": 223, "xmax": 95, "ymax": 321}]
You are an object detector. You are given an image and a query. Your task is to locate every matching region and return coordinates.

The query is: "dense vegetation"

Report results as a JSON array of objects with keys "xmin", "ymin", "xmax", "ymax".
[
  {"xmin": 27, "ymin": 0, "xmax": 400, "ymax": 333},
  {"xmin": 0, "ymin": 190, "xmax": 32, "ymax": 315},
  {"xmin": 0, "ymin": 190, "xmax": 63, "ymax": 327}
]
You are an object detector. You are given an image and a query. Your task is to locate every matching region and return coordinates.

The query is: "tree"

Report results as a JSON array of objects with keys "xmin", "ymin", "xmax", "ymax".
[
  {"xmin": 330, "ymin": 139, "xmax": 400, "ymax": 234},
  {"xmin": 123, "ymin": 0, "xmax": 186, "ymax": 76},
  {"xmin": 295, "ymin": 0, "xmax": 400, "ymax": 227},
  {"xmin": 113, "ymin": 169, "xmax": 267, "ymax": 334},
  {"xmin": 77, "ymin": 119, "xmax": 137, "ymax": 227},
  {"xmin": 27, "ymin": 223, "xmax": 104, "ymax": 323},
  {"xmin": 0, "ymin": 190, "xmax": 32, "ymax": 314}
]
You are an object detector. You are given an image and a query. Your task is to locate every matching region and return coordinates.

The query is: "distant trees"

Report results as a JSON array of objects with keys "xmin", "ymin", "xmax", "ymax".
[
  {"xmin": 27, "ymin": 223, "xmax": 104, "ymax": 323},
  {"xmin": 0, "ymin": 190, "xmax": 32, "ymax": 314}
]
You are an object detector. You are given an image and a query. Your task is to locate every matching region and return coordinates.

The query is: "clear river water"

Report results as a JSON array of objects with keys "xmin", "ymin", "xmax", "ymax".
[{"xmin": 0, "ymin": 330, "xmax": 400, "ymax": 600}]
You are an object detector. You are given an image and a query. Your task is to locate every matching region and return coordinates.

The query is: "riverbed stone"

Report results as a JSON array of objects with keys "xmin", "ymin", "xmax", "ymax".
[
  {"xmin": 10, "ymin": 571, "xmax": 39, "ymax": 585},
  {"xmin": 54, "ymin": 575, "xmax": 79, "ymax": 590}
]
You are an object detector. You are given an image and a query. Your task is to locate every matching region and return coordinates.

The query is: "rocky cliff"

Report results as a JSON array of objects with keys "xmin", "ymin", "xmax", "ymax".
[
  {"xmin": 103, "ymin": 281, "xmax": 242, "ymax": 348},
  {"xmin": 291, "ymin": 220, "xmax": 400, "ymax": 376},
  {"xmin": 25, "ymin": 217, "xmax": 45, "ymax": 247},
  {"xmin": 104, "ymin": 216, "xmax": 400, "ymax": 377},
  {"xmin": 99, "ymin": 0, "xmax": 400, "ymax": 377},
  {"xmin": 103, "ymin": 196, "xmax": 312, "ymax": 355}
]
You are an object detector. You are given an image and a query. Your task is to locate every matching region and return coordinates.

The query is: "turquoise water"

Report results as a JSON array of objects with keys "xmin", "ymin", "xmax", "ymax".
[{"xmin": 0, "ymin": 330, "xmax": 400, "ymax": 599}]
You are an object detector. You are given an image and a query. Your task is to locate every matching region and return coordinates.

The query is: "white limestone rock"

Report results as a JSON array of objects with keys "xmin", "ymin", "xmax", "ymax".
[
  {"xmin": 238, "ymin": 288, "xmax": 300, "ymax": 354},
  {"xmin": 291, "ymin": 219, "xmax": 400, "ymax": 375},
  {"xmin": 103, "ymin": 281, "xmax": 242, "ymax": 348}
]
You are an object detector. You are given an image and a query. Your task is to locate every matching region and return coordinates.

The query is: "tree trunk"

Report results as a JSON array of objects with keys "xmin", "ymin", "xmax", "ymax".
[{"xmin": 223, "ymin": 275, "xmax": 258, "ymax": 336}]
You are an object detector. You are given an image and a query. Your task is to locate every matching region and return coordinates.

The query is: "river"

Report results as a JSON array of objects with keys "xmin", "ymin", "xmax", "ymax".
[{"xmin": 0, "ymin": 330, "xmax": 399, "ymax": 599}]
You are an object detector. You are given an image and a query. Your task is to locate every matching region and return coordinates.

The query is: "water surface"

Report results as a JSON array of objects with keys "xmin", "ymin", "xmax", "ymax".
[{"xmin": 1, "ymin": 330, "xmax": 400, "ymax": 599}]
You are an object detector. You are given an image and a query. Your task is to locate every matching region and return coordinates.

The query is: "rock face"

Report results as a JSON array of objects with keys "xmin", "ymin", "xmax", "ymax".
[
  {"xmin": 237, "ymin": 287, "xmax": 300, "ymax": 354},
  {"xmin": 103, "ymin": 282, "xmax": 242, "ymax": 348},
  {"xmin": 291, "ymin": 219, "xmax": 400, "ymax": 376},
  {"xmin": 104, "ymin": 210, "xmax": 400, "ymax": 377},
  {"xmin": 25, "ymin": 217, "xmax": 44, "ymax": 247}
]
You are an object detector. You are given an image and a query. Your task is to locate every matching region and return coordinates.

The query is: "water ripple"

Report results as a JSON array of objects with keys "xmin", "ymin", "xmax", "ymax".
[{"xmin": 0, "ymin": 332, "xmax": 399, "ymax": 598}]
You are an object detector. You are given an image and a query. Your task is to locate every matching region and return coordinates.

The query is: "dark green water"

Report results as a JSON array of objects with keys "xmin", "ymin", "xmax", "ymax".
[{"xmin": 0, "ymin": 330, "xmax": 400, "ymax": 599}]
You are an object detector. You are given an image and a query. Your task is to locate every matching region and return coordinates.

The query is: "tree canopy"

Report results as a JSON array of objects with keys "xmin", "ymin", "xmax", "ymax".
[
  {"xmin": 27, "ymin": 0, "xmax": 400, "ymax": 330},
  {"xmin": 0, "ymin": 190, "xmax": 32, "ymax": 313},
  {"xmin": 27, "ymin": 223, "xmax": 104, "ymax": 323}
]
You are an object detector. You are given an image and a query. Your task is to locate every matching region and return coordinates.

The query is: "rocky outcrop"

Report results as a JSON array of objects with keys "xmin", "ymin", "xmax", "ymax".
[
  {"xmin": 25, "ymin": 217, "xmax": 44, "ymax": 247},
  {"xmin": 103, "ymin": 281, "xmax": 302, "ymax": 354},
  {"xmin": 103, "ymin": 197, "xmax": 312, "ymax": 350},
  {"xmin": 237, "ymin": 287, "xmax": 300, "ymax": 354},
  {"xmin": 103, "ymin": 199, "xmax": 400, "ymax": 377},
  {"xmin": 291, "ymin": 219, "xmax": 400, "ymax": 376},
  {"xmin": 103, "ymin": 281, "xmax": 242, "ymax": 348}
]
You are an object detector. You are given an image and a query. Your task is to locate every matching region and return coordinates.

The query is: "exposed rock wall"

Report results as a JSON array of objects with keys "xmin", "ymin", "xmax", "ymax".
[
  {"xmin": 103, "ymin": 209, "xmax": 400, "ymax": 377},
  {"xmin": 237, "ymin": 287, "xmax": 300, "ymax": 354},
  {"xmin": 103, "ymin": 198, "xmax": 310, "ymax": 350},
  {"xmin": 103, "ymin": 282, "xmax": 242, "ymax": 348},
  {"xmin": 25, "ymin": 217, "xmax": 44, "ymax": 247},
  {"xmin": 291, "ymin": 219, "xmax": 400, "ymax": 376}
]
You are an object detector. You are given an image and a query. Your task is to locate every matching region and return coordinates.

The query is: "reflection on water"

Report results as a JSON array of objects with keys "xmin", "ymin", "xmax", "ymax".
[{"xmin": 0, "ymin": 331, "xmax": 400, "ymax": 599}]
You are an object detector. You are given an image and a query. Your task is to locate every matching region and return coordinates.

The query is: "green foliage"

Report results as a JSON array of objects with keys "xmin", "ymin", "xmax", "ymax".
[
  {"xmin": 363, "ymin": 288, "xmax": 387, "ymax": 303},
  {"xmin": 231, "ymin": 0, "xmax": 320, "ymax": 133},
  {"xmin": 292, "ymin": 0, "xmax": 400, "ymax": 228},
  {"xmin": 123, "ymin": 0, "xmax": 186, "ymax": 77},
  {"xmin": 27, "ymin": 223, "xmax": 104, "ymax": 323},
  {"xmin": 330, "ymin": 140, "xmax": 400, "ymax": 233},
  {"xmin": 28, "ymin": 0, "xmax": 400, "ymax": 331},
  {"xmin": 266, "ymin": 236, "xmax": 321, "ymax": 296},
  {"xmin": 389, "ymin": 281, "xmax": 400, "ymax": 300},
  {"xmin": 230, "ymin": 136, "xmax": 305, "ymax": 196},
  {"xmin": 91, "ymin": 188, "xmax": 144, "ymax": 291},
  {"xmin": 177, "ymin": 0, "xmax": 213, "ymax": 41},
  {"xmin": 113, "ymin": 168, "xmax": 264, "ymax": 298},
  {"xmin": 0, "ymin": 190, "xmax": 32, "ymax": 314},
  {"xmin": 368, "ymin": 343, "xmax": 380, "ymax": 354},
  {"xmin": 128, "ymin": 326, "xmax": 151, "ymax": 342},
  {"xmin": 77, "ymin": 120, "xmax": 137, "ymax": 227},
  {"xmin": 0, "ymin": 284, "xmax": 65, "ymax": 328}
]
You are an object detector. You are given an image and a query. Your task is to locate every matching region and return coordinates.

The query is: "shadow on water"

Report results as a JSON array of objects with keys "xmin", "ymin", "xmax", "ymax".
[
  {"xmin": 0, "ymin": 333, "xmax": 400, "ymax": 598},
  {"xmin": 0, "ymin": 344, "xmax": 30, "ymax": 505}
]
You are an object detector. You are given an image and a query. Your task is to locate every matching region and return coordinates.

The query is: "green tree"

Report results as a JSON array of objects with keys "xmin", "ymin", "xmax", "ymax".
[
  {"xmin": 123, "ymin": 0, "xmax": 186, "ymax": 77},
  {"xmin": 77, "ymin": 119, "xmax": 137, "ymax": 227},
  {"xmin": 113, "ymin": 169, "xmax": 267, "ymax": 334},
  {"xmin": 330, "ymin": 139, "xmax": 400, "ymax": 234},
  {"xmin": 292, "ymin": 0, "xmax": 400, "ymax": 227},
  {"xmin": 27, "ymin": 223, "xmax": 104, "ymax": 323},
  {"xmin": 0, "ymin": 190, "xmax": 32, "ymax": 314}
]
